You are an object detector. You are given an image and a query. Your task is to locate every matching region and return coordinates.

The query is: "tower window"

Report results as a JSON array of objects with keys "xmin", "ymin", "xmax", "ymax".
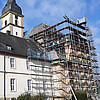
[
  {"xmin": 5, "ymin": 20, "xmax": 7, "ymax": 26},
  {"xmin": 15, "ymin": 20, "xmax": 17, "ymax": 25},
  {"xmin": 15, "ymin": 15, "xmax": 18, "ymax": 19},
  {"xmin": 16, "ymin": 32, "xmax": 18, "ymax": 35}
]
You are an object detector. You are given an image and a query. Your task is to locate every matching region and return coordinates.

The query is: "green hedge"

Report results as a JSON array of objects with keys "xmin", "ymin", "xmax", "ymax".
[
  {"xmin": 17, "ymin": 93, "xmax": 32, "ymax": 100},
  {"xmin": 17, "ymin": 92, "xmax": 45, "ymax": 100}
]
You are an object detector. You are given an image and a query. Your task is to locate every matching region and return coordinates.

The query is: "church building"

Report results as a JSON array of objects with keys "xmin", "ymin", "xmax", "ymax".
[
  {"xmin": 0, "ymin": 0, "xmax": 99, "ymax": 100},
  {"xmin": 0, "ymin": 0, "xmax": 54, "ymax": 100}
]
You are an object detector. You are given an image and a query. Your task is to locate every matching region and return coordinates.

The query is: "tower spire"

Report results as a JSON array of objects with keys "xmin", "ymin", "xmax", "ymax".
[
  {"xmin": 7, "ymin": 0, "xmax": 16, "ymax": 4},
  {"xmin": 0, "ymin": 0, "xmax": 24, "ymax": 37},
  {"xmin": 2, "ymin": 0, "xmax": 22, "ymax": 15}
]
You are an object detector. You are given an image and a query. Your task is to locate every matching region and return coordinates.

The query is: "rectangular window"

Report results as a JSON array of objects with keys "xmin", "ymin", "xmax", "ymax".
[
  {"xmin": 16, "ymin": 32, "xmax": 18, "ymax": 36},
  {"xmin": 10, "ymin": 58, "xmax": 15, "ymax": 68},
  {"xmin": 5, "ymin": 20, "xmax": 7, "ymax": 26},
  {"xmin": 10, "ymin": 79, "xmax": 16, "ymax": 91},
  {"xmin": 27, "ymin": 80, "xmax": 31, "ymax": 91},
  {"xmin": 15, "ymin": 20, "xmax": 17, "ymax": 25},
  {"xmin": 26, "ymin": 61, "xmax": 30, "ymax": 69},
  {"xmin": 15, "ymin": 15, "xmax": 18, "ymax": 19}
]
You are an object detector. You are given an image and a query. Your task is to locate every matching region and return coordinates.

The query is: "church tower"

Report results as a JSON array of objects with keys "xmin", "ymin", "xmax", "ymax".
[{"xmin": 0, "ymin": 0, "xmax": 24, "ymax": 37}]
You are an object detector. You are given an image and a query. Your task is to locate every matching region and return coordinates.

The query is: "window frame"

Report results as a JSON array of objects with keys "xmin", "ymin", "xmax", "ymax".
[
  {"xmin": 15, "ymin": 15, "xmax": 18, "ymax": 19},
  {"xmin": 10, "ymin": 78, "xmax": 16, "ymax": 92},
  {"xmin": 16, "ymin": 32, "xmax": 18, "ymax": 36},
  {"xmin": 10, "ymin": 58, "xmax": 15, "ymax": 68},
  {"xmin": 26, "ymin": 60, "xmax": 30, "ymax": 70},
  {"xmin": 15, "ymin": 20, "xmax": 18, "ymax": 26},
  {"xmin": 27, "ymin": 80, "xmax": 32, "ymax": 91},
  {"xmin": 6, "ymin": 45, "xmax": 12, "ymax": 50},
  {"xmin": 5, "ymin": 20, "xmax": 7, "ymax": 26}
]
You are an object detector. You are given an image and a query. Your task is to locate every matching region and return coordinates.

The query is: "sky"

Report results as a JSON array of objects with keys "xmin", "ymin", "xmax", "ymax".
[{"xmin": 0, "ymin": 0, "xmax": 100, "ymax": 74}]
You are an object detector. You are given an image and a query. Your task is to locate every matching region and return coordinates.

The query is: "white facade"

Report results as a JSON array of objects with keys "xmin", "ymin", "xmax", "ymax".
[
  {"xmin": 1, "ymin": 13, "xmax": 23, "ymax": 37},
  {"xmin": 0, "ymin": 54, "xmax": 53, "ymax": 99},
  {"xmin": 0, "ymin": 55, "xmax": 31, "ymax": 99},
  {"xmin": 0, "ymin": 0, "xmax": 60, "ymax": 99}
]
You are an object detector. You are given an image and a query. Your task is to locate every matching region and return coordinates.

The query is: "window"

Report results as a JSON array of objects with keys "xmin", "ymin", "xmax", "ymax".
[
  {"xmin": 10, "ymin": 79, "xmax": 16, "ymax": 91},
  {"xmin": 5, "ymin": 20, "xmax": 7, "ymax": 26},
  {"xmin": 16, "ymin": 32, "xmax": 18, "ymax": 35},
  {"xmin": 6, "ymin": 45, "xmax": 12, "ymax": 50},
  {"xmin": 27, "ymin": 80, "xmax": 31, "ymax": 91},
  {"xmin": 15, "ymin": 15, "xmax": 18, "ymax": 19},
  {"xmin": 15, "ymin": 20, "xmax": 17, "ymax": 25},
  {"xmin": 10, "ymin": 58, "xmax": 15, "ymax": 68},
  {"xmin": 26, "ymin": 61, "xmax": 30, "ymax": 69}
]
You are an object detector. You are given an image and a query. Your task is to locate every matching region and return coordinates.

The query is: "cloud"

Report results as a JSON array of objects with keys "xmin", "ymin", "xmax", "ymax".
[
  {"xmin": 89, "ymin": 0, "xmax": 100, "ymax": 13},
  {"xmin": 0, "ymin": 0, "xmax": 86, "ymax": 30},
  {"xmin": 90, "ymin": 25, "xmax": 100, "ymax": 37},
  {"xmin": 94, "ymin": 38, "xmax": 100, "ymax": 45},
  {"xmin": 17, "ymin": 0, "xmax": 86, "ymax": 30},
  {"xmin": 96, "ymin": 20, "xmax": 100, "ymax": 25}
]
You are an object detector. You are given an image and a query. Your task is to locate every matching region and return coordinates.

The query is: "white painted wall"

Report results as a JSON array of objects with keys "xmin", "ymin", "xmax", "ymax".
[
  {"xmin": 0, "ymin": 55, "xmax": 31, "ymax": 99},
  {"xmin": 12, "ymin": 26, "xmax": 22, "ymax": 37},
  {"xmin": 1, "ymin": 13, "xmax": 23, "ymax": 37},
  {"xmin": 2, "ymin": 14, "xmax": 10, "ymax": 27},
  {"xmin": 12, "ymin": 14, "xmax": 21, "ymax": 26},
  {"xmin": 0, "ymin": 73, "xmax": 4, "ymax": 97},
  {"xmin": 0, "ymin": 54, "xmax": 55, "ymax": 99},
  {"xmin": 1, "ymin": 27, "xmax": 10, "ymax": 33}
]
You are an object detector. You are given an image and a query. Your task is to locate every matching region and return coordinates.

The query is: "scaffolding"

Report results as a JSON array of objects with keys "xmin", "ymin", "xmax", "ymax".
[
  {"xmin": 27, "ymin": 48, "xmax": 53, "ymax": 100},
  {"xmin": 28, "ymin": 16, "xmax": 100, "ymax": 100}
]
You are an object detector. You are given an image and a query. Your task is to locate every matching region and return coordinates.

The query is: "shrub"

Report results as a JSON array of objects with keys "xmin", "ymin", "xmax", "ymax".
[
  {"xmin": 33, "ymin": 93, "xmax": 45, "ymax": 100},
  {"xmin": 17, "ymin": 92, "xmax": 45, "ymax": 100},
  {"xmin": 72, "ymin": 92, "xmax": 88, "ymax": 100},
  {"xmin": 11, "ymin": 98, "xmax": 16, "ymax": 100},
  {"xmin": 17, "ymin": 92, "xmax": 32, "ymax": 100}
]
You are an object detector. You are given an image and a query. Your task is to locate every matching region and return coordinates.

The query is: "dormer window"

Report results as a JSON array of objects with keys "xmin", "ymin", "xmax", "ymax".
[{"xmin": 6, "ymin": 45, "xmax": 12, "ymax": 50}]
